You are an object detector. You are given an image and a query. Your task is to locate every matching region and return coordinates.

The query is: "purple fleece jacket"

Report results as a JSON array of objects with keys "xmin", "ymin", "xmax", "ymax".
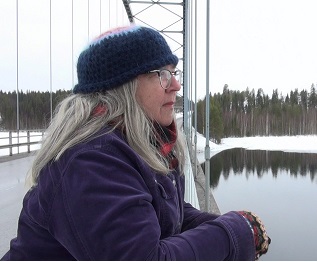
[{"xmin": 1, "ymin": 129, "xmax": 255, "ymax": 260}]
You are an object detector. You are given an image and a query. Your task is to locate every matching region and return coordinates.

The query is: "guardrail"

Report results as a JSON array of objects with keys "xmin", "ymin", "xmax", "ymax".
[{"xmin": 0, "ymin": 130, "xmax": 44, "ymax": 157}]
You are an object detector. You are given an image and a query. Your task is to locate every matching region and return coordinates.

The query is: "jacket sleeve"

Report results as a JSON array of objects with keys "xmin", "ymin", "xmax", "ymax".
[
  {"xmin": 49, "ymin": 148, "xmax": 255, "ymax": 260},
  {"xmin": 181, "ymin": 202, "xmax": 221, "ymax": 231}
]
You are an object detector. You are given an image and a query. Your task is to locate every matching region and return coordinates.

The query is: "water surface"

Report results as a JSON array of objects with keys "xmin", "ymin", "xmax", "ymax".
[{"xmin": 207, "ymin": 149, "xmax": 317, "ymax": 261}]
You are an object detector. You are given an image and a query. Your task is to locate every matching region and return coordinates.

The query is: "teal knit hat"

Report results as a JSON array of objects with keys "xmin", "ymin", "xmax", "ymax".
[{"xmin": 73, "ymin": 25, "xmax": 179, "ymax": 94}]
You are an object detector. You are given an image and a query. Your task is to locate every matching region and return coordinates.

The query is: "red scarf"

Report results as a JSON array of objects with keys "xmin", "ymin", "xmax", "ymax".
[{"xmin": 153, "ymin": 121, "xmax": 179, "ymax": 169}]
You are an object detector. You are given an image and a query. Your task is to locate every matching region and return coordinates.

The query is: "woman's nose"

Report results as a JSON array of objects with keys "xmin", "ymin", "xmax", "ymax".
[{"xmin": 168, "ymin": 75, "xmax": 181, "ymax": 92}]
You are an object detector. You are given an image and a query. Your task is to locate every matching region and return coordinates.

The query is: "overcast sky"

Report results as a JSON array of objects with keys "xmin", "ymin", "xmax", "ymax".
[
  {"xmin": 0, "ymin": 0, "xmax": 317, "ymax": 99},
  {"xmin": 208, "ymin": 0, "xmax": 317, "ymax": 98}
]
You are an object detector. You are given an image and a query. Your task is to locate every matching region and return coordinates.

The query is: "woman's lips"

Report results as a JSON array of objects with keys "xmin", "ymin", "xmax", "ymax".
[{"xmin": 163, "ymin": 101, "xmax": 175, "ymax": 107}]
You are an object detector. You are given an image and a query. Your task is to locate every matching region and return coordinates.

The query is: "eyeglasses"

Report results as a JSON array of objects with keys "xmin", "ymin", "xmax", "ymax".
[{"xmin": 147, "ymin": 69, "xmax": 182, "ymax": 89}]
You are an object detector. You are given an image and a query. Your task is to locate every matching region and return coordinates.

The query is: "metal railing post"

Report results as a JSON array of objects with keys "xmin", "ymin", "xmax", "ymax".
[
  {"xmin": 27, "ymin": 131, "xmax": 30, "ymax": 153},
  {"xmin": 9, "ymin": 131, "xmax": 13, "ymax": 156},
  {"xmin": 183, "ymin": 0, "xmax": 190, "ymax": 141},
  {"xmin": 204, "ymin": 0, "xmax": 211, "ymax": 212}
]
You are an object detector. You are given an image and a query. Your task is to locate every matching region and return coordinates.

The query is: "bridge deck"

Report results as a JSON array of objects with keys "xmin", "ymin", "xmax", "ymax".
[{"xmin": 0, "ymin": 156, "xmax": 33, "ymax": 256}]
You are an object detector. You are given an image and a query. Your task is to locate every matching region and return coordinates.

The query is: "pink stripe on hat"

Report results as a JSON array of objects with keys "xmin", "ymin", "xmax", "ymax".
[{"xmin": 91, "ymin": 25, "xmax": 141, "ymax": 46}]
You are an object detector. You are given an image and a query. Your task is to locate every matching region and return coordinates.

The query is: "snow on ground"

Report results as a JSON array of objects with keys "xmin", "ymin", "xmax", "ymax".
[
  {"xmin": 194, "ymin": 132, "xmax": 317, "ymax": 164},
  {"xmin": 176, "ymin": 112, "xmax": 317, "ymax": 163}
]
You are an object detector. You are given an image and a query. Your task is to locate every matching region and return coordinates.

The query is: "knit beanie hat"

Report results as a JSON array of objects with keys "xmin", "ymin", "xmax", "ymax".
[{"xmin": 73, "ymin": 25, "xmax": 179, "ymax": 94}]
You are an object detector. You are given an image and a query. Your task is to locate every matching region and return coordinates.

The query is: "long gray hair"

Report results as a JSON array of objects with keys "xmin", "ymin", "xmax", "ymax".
[{"xmin": 27, "ymin": 79, "xmax": 186, "ymax": 187}]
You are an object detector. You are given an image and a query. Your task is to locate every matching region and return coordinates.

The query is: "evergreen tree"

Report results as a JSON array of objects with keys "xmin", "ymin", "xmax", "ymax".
[
  {"xmin": 209, "ymin": 96, "xmax": 223, "ymax": 144},
  {"xmin": 309, "ymin": 83, "xmax": 317, "ymax": 108}
]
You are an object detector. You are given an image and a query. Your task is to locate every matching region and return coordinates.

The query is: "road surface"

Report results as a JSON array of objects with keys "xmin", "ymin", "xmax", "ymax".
[{"xmin": 0, "ymin": 156, "xmax": 33, "ymax": 257}]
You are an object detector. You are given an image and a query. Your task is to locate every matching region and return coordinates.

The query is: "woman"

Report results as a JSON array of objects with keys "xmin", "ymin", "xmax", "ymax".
[{"xmin": 2, "ymin": 25, "xmax": 270, "ymax": 260}]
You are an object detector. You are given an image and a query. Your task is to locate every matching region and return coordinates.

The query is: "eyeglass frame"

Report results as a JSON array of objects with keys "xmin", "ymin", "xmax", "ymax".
[{"xmin": 146, "ymin": 69, "xmax": 182, "ymax": 89}]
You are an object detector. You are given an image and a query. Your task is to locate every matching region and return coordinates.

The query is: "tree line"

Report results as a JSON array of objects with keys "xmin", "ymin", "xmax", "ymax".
[
  {"xmin": 0, "ymin": 90, "xmax": 70, "ymax": 130},
  {"xmin": 196, "ymin": 83, "xmax": 317, "ymax": 143},
  {"xmin": 1, "ymin": 84, "xmax": 317, "ymax": 140}
]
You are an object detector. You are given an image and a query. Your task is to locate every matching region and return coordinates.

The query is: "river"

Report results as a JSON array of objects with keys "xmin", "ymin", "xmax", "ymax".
[{"xmin": 206, "ymin": 148, "xmax": 317, "ymax": 261}]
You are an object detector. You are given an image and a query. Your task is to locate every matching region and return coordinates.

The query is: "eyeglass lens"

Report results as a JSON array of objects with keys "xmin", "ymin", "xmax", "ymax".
[{"xmin": 160, "ymin": 69, "xmax": 182, "ymax": 89}]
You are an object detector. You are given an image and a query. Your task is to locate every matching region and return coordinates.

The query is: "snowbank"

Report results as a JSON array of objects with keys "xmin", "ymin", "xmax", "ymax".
[{"xmin": 194, "ymin": 132, "xmax": 317, "ymax": 164}]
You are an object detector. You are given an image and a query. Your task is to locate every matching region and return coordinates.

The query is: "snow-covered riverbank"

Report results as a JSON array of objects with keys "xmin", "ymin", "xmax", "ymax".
[{"xmin": 195, "ymin": 132, "xmax": 317, "ymax": 164}]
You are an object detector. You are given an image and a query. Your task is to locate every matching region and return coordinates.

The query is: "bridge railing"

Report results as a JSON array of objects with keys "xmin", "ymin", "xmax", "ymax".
[{"xmin": 0, "ymin": 130, "xmax": 44, "ymax": 157}]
